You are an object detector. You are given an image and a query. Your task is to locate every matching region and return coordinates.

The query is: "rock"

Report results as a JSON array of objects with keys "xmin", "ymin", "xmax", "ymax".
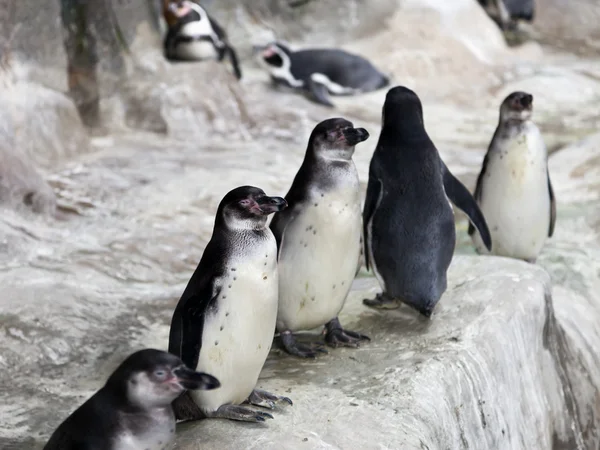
[{"xmin": 172, "ymin": 257, "xmax": 595, "ymax": 450}]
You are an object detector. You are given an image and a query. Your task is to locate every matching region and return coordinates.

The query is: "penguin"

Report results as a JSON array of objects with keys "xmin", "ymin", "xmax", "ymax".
[
  {"xmin": 478, "ymin": 0, "xmax": 534, "ymax": 30},
  {"xmin": 255, "ymin": 41, "xmax": 389, "ymax": 108},
  {"xmin": 162, "ymin": 0, "xmax": 242, "ymax": 80},
  {"xmin": 43, "ymin": 349, "xmax": 219, "ymax": 450},
  {"xmin": 469, "ymin": 91, "xmax": 555, "ymax": 263},
  {"xmin": 169, "ymin": 186, "xmax": 293, "ymax": 422},
  {"xmin": 362, "ymin": 86, "xmax": 492, "ymax": 317},
  {"xmin": 270, "ymin": 118, "xmax": 371, "ymax": 358}
]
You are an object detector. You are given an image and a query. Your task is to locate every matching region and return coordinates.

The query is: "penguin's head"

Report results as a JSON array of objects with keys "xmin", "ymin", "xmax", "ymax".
[
  {"xmin": 309, "ymin": 118, "xmax": 369, "ymax": 161},
  {"xmin": 218, "ymin": 186, "xmax": 287, "ymax": 230},
  {"xmin": 107, "ymin": 349, "xmax": 220, "ymax": 409},
  {"xmin": 255, "ymin": 41, "xmax": 293, "ymax": 72},
  {"xmin": 163, "ymin": 0, "xmax": 193, "ymax": 27},
  {"xmin": 500, "ymin": 91, "xmax": 533, "ymax": 122},
  {"xmin": 381, "ymin": 86, "xmax": 424, "ymax": 130}
]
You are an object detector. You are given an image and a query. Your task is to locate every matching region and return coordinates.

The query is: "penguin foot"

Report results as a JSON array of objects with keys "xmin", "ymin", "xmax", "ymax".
[
  {"xmin": 212, "ymin": 404, "xmax": 274, "ymax": 423},
  {"xmin": 363, "ymin": 293, "xmax": 399, "ymax": 310},
  {"xmin": 325, "ymin": 317, "xmax": 370, "ymax": 348},
  {"xmin": 246, "ymin": 388, "xmax": 293, "ymax": 409},
  {"xmin": 280, "ymin": 331, "xmax": 328, "ymax": 358}
]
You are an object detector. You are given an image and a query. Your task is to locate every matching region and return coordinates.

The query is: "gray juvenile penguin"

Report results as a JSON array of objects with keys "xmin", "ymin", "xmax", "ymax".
[
  {"xmin": 469, "ymin": 91, "xmax": 555, "ymax": 263},
  {"xmin": 44, "ymin": 349, "xmax": 219, "ymax": 450},
  {"xmin": 270, "ymin": 118, "xmax": 371, "ymax": 358},
  {"xmin": 256, "ymin": 41, "xmax": 389, "ymax": 108},
  {"xmin": 363, "ymin": 86, "xmax": 492, "ymax": 317},
  {"xmin": 169, "ymin": 186, "xmax": 292, "ymax": 422}
]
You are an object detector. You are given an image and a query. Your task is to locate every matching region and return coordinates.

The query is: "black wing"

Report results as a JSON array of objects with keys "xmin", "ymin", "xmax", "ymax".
[
  {"xmin": 362, "ymin": 164, "xmax": 382, "ymax": 271},
  {"xmin": 548, "ymin": 170, "xmax": 556, "ymax": 237},
  {"xmin": 43, "ymin": 394, "xmax": 113, "ymax": 450},
  {"xmin": 468, "ymin": 151, "xmax": 490, "ymax": 236},
  {"xmin": 442, "ymin": 161, "xmax": 492, "ymax": 251},
  {"xmin": 168, "ymin": 243, "xmax": 223, "ymax": 369}
]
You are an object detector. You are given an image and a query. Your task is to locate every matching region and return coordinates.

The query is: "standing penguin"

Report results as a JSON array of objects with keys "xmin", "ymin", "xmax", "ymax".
[
  {"xmin": 162, "ymin": 0, "xmax": 242, "ymax": 80},
  {"xmin": 271, "ymin": 118, "xmax": 371, "ymax": 358},
  {"xmin": 255, "ymin": 41, "xmax": 389, "ymax": 108},
  {"xmin": 469, "ymin": 91, "xmax": 555, "ymax": 263},
  {"xmin": 169, "ymin": 186, "xmax": 292, "ymax": 422},
  {"xmin": 362, "ymin": 86, "xmax": 492, "ymax": 317},
  {"xmin": 44, "ymin": 349, "xmax": 219, "ymax": 450}
]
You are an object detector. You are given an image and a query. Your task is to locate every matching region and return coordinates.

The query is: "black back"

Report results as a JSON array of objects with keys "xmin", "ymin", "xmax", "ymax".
[
  {"xmin": 363, "ymin": 87, "xmax": 490, "ymax": 312},
  {"xmin": 44, "ymin": 349, "xmax": 182, "ymax": 450},
  {"xmin": 363, "ymin": 87, "xmax": 454, "ymax": 310}
]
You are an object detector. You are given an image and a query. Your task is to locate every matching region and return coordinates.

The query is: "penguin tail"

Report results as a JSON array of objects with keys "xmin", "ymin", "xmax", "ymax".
[{"xmin": 173, "ymin": 391, "xmax": 207, "ymax": 422}]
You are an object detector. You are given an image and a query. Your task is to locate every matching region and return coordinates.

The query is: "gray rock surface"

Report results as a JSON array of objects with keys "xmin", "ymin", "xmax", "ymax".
[{"xmin": 0, "ymin": 0, "xmax": 600, "ymax": 449}]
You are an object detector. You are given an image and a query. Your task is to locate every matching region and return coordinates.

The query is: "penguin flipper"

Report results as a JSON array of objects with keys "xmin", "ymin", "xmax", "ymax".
[
  {"xmin": 468, "ymin": 151, "xmax": 490, "ymax": 236},
  {"xmin": 168, "ymin": 264, "xmax": 222, "ymax": 370},
  {"xmin": 305, "ymin": 76, "xmax": 334, "ymax": 108},
  {"xmin": 441, "ymin": 161, "xmax": 492, "ymax": 251},
  {"xmin": 548, "ymin": 170, "xmax": 556, "ymax": 237},
  {"xmin": 362, "ymin": 168, "xmax": 382, "ymax": 271}
]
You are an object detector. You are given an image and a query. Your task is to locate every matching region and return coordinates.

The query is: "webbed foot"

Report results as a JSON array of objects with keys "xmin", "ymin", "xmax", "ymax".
[{"xmin": 324, "ymin": 317, "xmax": 370, "ymax": 348}]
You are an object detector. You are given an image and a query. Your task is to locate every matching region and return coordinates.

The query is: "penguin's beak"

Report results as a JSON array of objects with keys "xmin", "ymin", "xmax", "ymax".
[
  {"xmin": 520, "ymin": 94, "xmax": 533, "ymax": 108},
  {"xmin": 342, "ymin": 127, "xmax": 370, "ymax": 146},
  {"xmin": 173, "ymin": 367, "xmax": 220, "ymax": 391},
  {"xmin": 256, "ymin": 196, "xmax": 287, "ymax": 214}
]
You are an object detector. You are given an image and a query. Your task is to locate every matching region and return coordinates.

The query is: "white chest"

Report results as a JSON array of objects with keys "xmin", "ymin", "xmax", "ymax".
[
  {"xmin": 192, "ymin": 236, "xmax": 279, "ymax": 413},
  {"xmin": 474, "ymin": 124, "xmax": 551, "ymax": 259},
  {"xmin": 277, "ymin": 179, "xmax": 362, "ymax": 332},
  {"xmin": 112, "ymin": 411, "xmax": 174, "ymax": 450}
]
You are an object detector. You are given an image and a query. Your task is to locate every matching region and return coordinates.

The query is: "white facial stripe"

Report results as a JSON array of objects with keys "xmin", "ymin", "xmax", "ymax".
[{"xmin": 259, "ymin": 46, "xmax": 303, "ymax": 88}]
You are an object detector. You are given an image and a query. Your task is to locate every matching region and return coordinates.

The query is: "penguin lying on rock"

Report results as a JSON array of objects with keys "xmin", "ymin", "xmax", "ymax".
[
  {"xmin": 162, "ymin": 0, "xmax": 242, "ymax": 79},
  {"xmin": 255, "ymin": 41, "xmax": 389, "ymax": 108},
  {"xmin": 43, "ymin": 349, "xmax": 219, "ymax": 450}
]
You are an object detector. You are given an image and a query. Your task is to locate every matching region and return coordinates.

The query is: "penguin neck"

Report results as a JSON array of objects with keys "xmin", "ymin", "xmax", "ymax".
[{"xmin": 218, "ymin": 215, "xmax": 268, "ymax": 233}]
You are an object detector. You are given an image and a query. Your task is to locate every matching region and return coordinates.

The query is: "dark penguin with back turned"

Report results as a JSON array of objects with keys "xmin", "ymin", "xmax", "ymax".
[
  {"xmin": 362, "ymin": 86, "xmax": 492, "ymax": 317},
  {"xmin": 478, "ymin": 0, "xmax": 534, "ymax": 30},
  {"xmin": 256, "ymin": 41, "xmax": 389, "ymax": 108},
  {"xmin": 162, "ymin": 0, "xmax": 242, "ymax": 79},
  {"xmin": 169, "ymin": 186, "xmax": 293, "ymax": 423},
  {"xmin": 43, "ymin": 349, "xmax": 219, "ymax": 450},
  {"xmin": 270, "ymin": 118, "xmax": 371, "ymax": 358}
]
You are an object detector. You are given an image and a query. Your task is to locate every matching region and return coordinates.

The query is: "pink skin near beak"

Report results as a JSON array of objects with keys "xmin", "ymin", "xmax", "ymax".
[{"xmin": 169, "ymin": 2, "xmax": 192, "ymax": 18}]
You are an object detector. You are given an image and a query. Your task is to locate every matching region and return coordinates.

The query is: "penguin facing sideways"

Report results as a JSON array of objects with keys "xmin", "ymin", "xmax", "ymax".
[
  {"xmin": 362, "ymin": 86, "xmax": 492, "ymax": 317},
  {"xmin": 169, "ymin": 186, "xmax": 293, "ymax": 422},
  {"xmin": 255, "ymin": 41, "xmax": 389, "ymax": 108},
  {"xmin": 478, "ymin": 0, "xmax": 534, "ymax": 30},
  {"xmin": 43, "ymin": 349, "xmax": 219, "ymax": 450},
  {"xmin": 469, "ymin": 91, "xmax": 555, "ymax": 263},
  {"xmin": 162, "ymin": 0, "xmax": 242, "ymax": 80},
  {"xmin": 270, "ymin": 118, "xmax": 371, "ymax": 358}
]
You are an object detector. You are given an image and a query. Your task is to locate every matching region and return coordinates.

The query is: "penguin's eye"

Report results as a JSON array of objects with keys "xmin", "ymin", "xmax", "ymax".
[
  {"xmin": 153, "ymin": 370, "xmax": 168, "ymax": 380},
  {"xmin": 239, "ymin": 199, "xmax": 252, "ymax": 207}
]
